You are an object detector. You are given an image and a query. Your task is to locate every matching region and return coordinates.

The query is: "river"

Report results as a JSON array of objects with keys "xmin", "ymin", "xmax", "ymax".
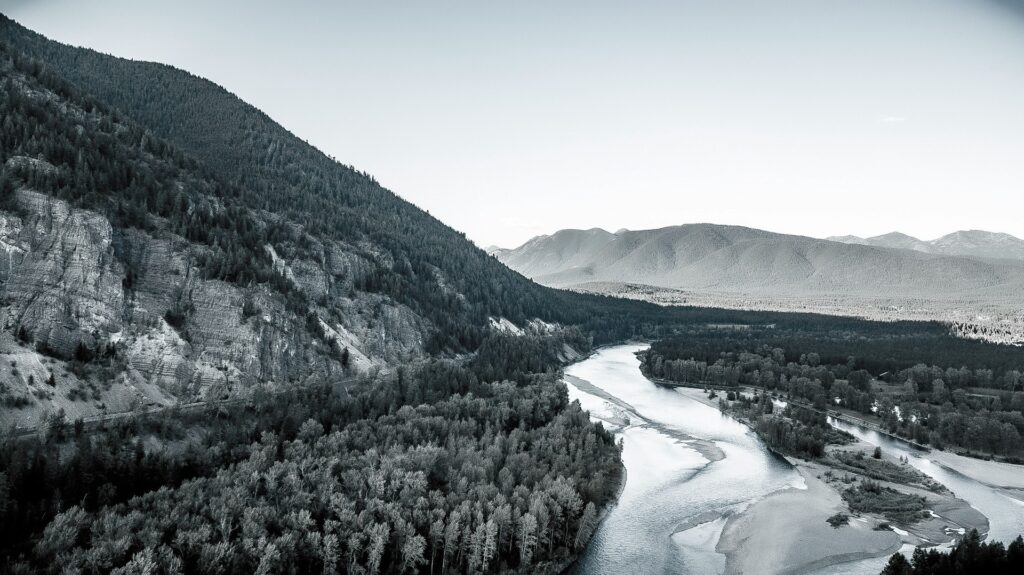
[
  {"xmin": 566, "ymin": 344, "xmax": 799, "ymax": 573},
  {"xmin": 826, "ymin": 418, "xmax": 1024, "ymax": 544},
  {"xmin": 567, "ymin": 344, "xmax": 1024, "ymax": 575}
]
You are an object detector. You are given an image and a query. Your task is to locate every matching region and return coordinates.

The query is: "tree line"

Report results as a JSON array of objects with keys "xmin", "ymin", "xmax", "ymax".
[{"xmin": 642, "ymin": 324, "xmax": 1024, "ymax": 459}]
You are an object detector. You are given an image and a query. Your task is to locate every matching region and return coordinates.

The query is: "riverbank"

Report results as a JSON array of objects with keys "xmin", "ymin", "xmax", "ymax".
[
  {"xmin": 673, "ymin": 386, "xmax": 990, "ymax": 573},
  {"xmin": 554, "ymin": 460, "xmax": 627, "ymax": 575},
  {"xmin": 675, "ymin": 388, "xmax": 905, "ymax": 572},
  {"xmin": 561, "ymin": 345, "xmax": 1012, "ymax": 574},
  {"xmin": 928, "ymin": 450, "xmax": 1024, "ymax": 491},
  {"xmin": 672, "ymin": 387, "xmax": 909, "ymax": 573},
  {"xmin": 717, "ymin": 467, "xmax": 901, "ymax": 575},
  {"xmin": 796, "ymin": 455, "xmax": 988, "ymax": 546}
]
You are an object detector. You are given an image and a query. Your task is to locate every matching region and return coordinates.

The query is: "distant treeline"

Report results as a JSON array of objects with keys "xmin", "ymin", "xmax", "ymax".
[
  {"xmin": 642, "ymin": 323, "xmax": 1024, "ymax": 458},
  {"xmin": 645, "ymin": 323, "xmax": 1024, "ymax": 385}
]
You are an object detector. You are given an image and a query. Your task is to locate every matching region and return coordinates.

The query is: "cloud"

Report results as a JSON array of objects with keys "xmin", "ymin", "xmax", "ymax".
[{"xmin": 879, "ymin": 116, "xmax": 907, "ymax": 124}]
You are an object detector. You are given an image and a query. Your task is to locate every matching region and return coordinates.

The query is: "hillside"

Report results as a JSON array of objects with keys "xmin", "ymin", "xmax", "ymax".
[
  {"xmin": 0, "ymin": 14, "xmax": 661, "ymax": 359},
  {"xmin": 0, "ymin": 16, "xmax": 693, "ymax": 430},
  {"xmin": 0, "ymin": 17, "xmax": 646, "ymax": 573},
  {"xmin": 0, "ymin": 39, "xmax": 435, "ymax": 425}
]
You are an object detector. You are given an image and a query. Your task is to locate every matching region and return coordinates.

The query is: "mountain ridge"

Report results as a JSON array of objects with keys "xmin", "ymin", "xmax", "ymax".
[
  {"xmin": 496, "ymin": 223, "xmax": 1024, "ymax": 298},
  {"xmin": 827, "ymin": 229, "xmax": 1024, "ymax": 261}
]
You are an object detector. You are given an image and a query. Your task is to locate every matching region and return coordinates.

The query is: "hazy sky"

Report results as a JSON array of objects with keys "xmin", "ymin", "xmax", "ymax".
[{"xmin": 5, "ymin": 0, "xmax": 1024, "ymax": 248}]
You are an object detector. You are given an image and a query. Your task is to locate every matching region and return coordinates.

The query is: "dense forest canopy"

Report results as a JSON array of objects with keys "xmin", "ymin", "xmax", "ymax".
[
  {"xmin": 642, "ymin": 324, "xmax": 1024, "ymax": 459},
  {"xmin": 0, "ymin": 19, "xmax": 635, "ymax": 573},
  {"xmin": 646, "ymin": 322, "xmax": 1024, "ymax": 381},
  {"xmin": 0, "ymin": 330, "xmax": 621, "ymax": 574}
]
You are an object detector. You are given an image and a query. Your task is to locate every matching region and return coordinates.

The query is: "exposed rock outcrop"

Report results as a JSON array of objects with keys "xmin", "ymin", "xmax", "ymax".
[
  {"xmin": 1, "ymin": 189, "xmax": 124, "ymax": 357},
  {"xmin": 0, "ymin": 187, "xmax": 430, "ymax": 429}
]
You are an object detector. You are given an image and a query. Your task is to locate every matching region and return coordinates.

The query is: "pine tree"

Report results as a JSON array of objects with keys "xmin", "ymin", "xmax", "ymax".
[
  {"xmin": 442, "ymin": 511, "xmax": 461, "ymax": 574},
  {"xmin": 346, "ymin": 532, "xmax": 365, "ymax": 574},
  {"xmin": 517, "ymin": 513, "xmax": 538, "ymax": 567},
  {"xmin": 320, "ymin": 532, "xmax": 339, "ymax": 575},
  {"xmin": 366, "ymin": 523, "xmax": 389, "ymax": 575},
  {"xmin": 574, "ymin": 502, "xmax": 597, "ymax": 550},
  {"xmin": 399, "ymin": 534, "xmax": 425, "ymax": 574},
  {"xmin": 880, "ymin": 551, "xmax": 911, "ymax": 575},
  {"xmin": 428, "ymin": 519, "xmax": 444, "ymax": 575},
  {"xmin": 482, "ymin": 518, "xmax": 498, "ymax": 569}
]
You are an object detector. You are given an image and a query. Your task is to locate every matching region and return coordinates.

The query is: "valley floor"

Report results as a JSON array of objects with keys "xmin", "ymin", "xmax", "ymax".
[{"xmin": 572, "ymin": 282, "xmax": 1024, "ymax": 346}]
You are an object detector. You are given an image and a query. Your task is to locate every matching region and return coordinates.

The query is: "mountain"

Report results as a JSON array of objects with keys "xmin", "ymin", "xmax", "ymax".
[
  {"xmin": 826, "ymin": 234, "xmax": 870, "ymax": 245},
  {"xmin": 930, "ymin": 230, "xmax": 1024, "ymax": 261},
  {"xmin": 7, "ymin": 15, "xmax": 905, "ymax": 429},
  {"xmin": 828, "ymin": 230, "xmax": 1024, "ymax": 261},
  {"xmin": 836, "ymin": 232, "xmax": 935, "ymax": 253},
  {"xmin": 0, "ymin": 36, "xmax": 419, "ymax": 423},
  {"xmin": 0, "ymin": 16, "xmax": 680, "ymax": 428},
  {"xmin": 497, "ymin": 224, "xmax": 1024, "ymax": 300},
  {"xmin": 0, "ymin": 15, "xmax": 585, "ymax": 351}
]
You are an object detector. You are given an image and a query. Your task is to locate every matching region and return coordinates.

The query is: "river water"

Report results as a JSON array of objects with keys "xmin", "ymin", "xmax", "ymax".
[
  {"xmin": 826, "ymin": 418, "xmax": 1024, "ymax": 544},
  {"xmin": 567, "ymin": 344, "xmax": 1024, "ymax": 575},
  {"xmin": 567, "ymin": 344, "xmax": 799, "ymax": 573}
]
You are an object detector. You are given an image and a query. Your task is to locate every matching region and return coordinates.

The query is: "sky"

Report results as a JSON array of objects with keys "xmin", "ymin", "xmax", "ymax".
[{"xmin": 4, "ymin": 0, "xmax": 1024, "ymax": 248}]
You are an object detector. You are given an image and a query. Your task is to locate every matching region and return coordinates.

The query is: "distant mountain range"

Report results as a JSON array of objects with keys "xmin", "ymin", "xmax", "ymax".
[
  {"xmin": 495, "ymin": 225, "xmax": 1024, "ymax": 301},
  {"xmin": 827, "ymin": 230, "xmax": 1024, "ymax": 261}
]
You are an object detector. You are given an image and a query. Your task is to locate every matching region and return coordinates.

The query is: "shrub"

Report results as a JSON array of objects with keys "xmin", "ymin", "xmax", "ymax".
[{"xmin": 827, "ymin": 513, "xmax": 850, "ymax": 528}]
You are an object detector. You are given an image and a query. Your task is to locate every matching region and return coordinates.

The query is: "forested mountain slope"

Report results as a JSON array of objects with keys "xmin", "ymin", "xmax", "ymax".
[
  {"xmin": 0, "ymin": 14, "xmax": 657, "ymax": 355},
  {"xmin": 0, "ymin": 15, "xmax": 698, "ymax": 429},
  {"xmin": 0, "ymin": 39, "xmax": 438, "ymax": 425}
]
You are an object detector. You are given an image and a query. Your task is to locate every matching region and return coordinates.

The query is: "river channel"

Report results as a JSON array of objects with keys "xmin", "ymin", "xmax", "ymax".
[{"xmin": 567, "ymin": 344, "xmax": 1024, "ymax": 574}]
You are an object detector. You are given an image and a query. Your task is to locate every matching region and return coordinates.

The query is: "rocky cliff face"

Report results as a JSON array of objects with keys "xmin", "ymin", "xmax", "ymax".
[
  {"xmin": 0, "ymin": 185, "xmax": 429, "ymax": 430},
  {"xmin": 1, "ymin": 188, "xmax": 123, "ymax": 357}
]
